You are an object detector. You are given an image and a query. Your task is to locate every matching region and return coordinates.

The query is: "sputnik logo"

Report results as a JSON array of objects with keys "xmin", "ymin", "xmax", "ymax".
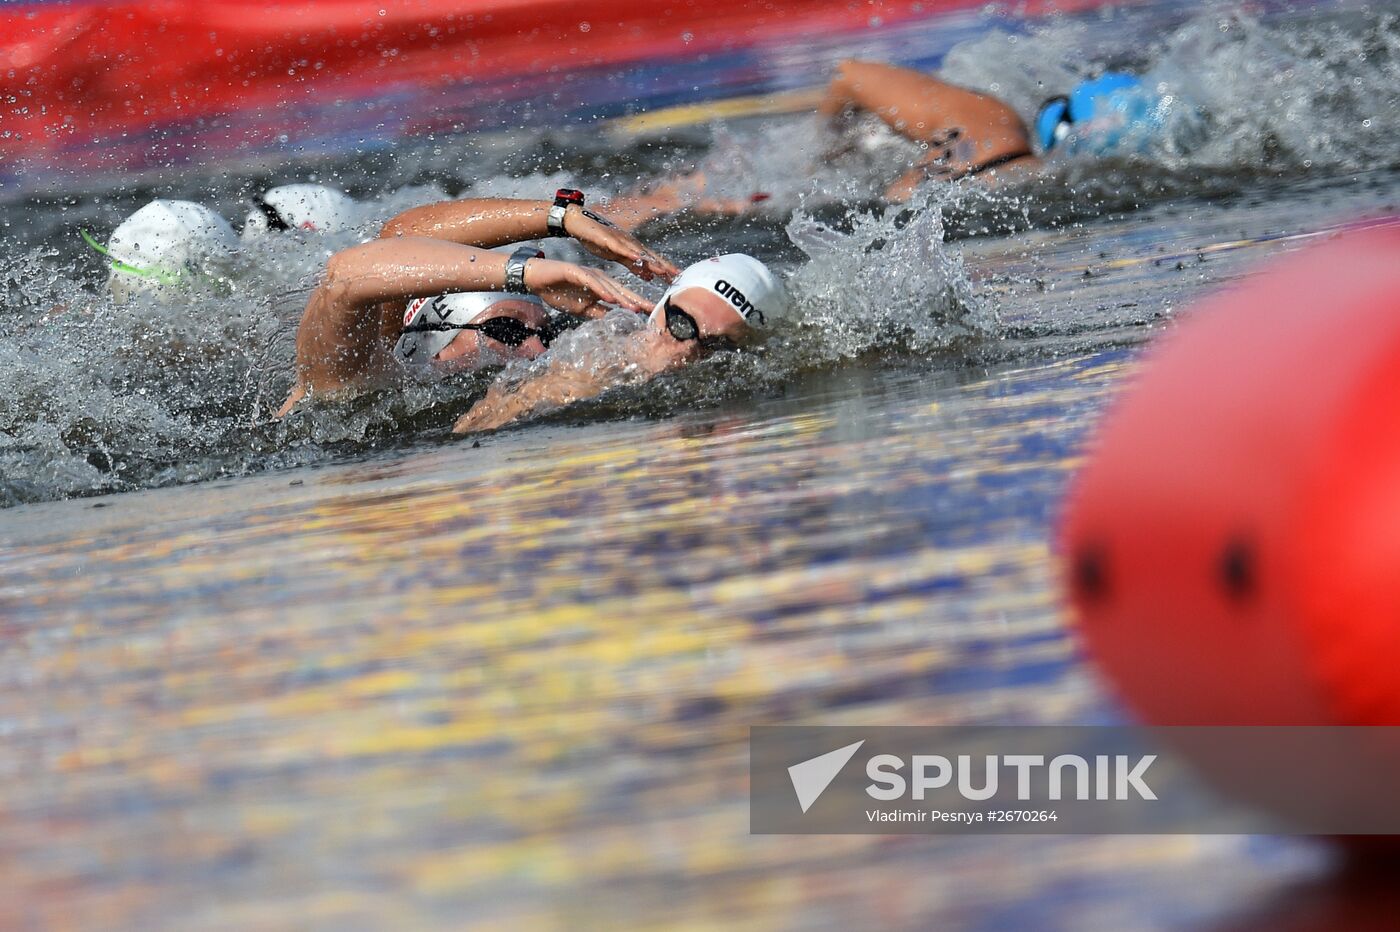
[{"xmin": 788, "ymin": 740, "xmax": 865, "ymax": 813}]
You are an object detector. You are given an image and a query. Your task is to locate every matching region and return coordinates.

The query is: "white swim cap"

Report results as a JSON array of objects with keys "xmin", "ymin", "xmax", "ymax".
[
  {"xmin": 243, "ymin": 184, "xmax": 358, "ymax": 237},
  {"xmin": 650, "ymin": 254, "xmax": 789, "ymax": 330},
  {"xmin": 394, "ymin": 291, "xmax": 547, "ymax": 367},
  {"xmin": 102, "ymin": 199, "xmax": 239, "ymax": 300}
]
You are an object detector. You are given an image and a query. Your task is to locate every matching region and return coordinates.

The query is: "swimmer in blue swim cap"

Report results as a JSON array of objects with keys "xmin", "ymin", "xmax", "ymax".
[
  {"xmin": 602, "ymin": 61, "xmax": 1184, "ymax": 228},
  {"xmin": 1034, "ymin": 72, "xmax": 1174, "ymax": 158},
  {"xmin": 277, "ymin": 189, "xmax": 680, "ymax": 418},
  {"xmin": 599, "ymin": 59, "xmax": 1045, "ymax": 228}
]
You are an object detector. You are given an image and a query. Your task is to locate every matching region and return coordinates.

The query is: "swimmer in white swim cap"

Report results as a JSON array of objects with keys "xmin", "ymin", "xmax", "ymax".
[
  {"xmin": 87, "ymin": 185, "xmax": 353, "ymax": 301},
  {"xmin": 84, "ymin": 199, "xmax": 239, "ymax": 302},
  {"xmin": 453, "ymin": 252, "xmax": 789, "ymax": 434},
  {"xmin": 243, "ymin": 184, "xmax": 359, "ymax": 237},
  {"xmin": 392, "ymin": 286, "xmax": 558, "ymax": 377},
  {"xmin": 277, "ymin": 188, "xmax": 680, "ymax": 418}
]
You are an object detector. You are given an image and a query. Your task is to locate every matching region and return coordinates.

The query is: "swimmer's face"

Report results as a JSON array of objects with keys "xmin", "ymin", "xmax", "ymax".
[
  {"xmin": 432, "ymin": 299, "xmax": 551, "ymax": 373},
  {"xmin": 652, "ymin": 287, "xmax": 750, "ymax": 356}
]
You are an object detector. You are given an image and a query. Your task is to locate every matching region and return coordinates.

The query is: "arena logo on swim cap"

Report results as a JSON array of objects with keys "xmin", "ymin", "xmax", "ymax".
[{"xmin": 714, "ymin": 279, "xmax": 766, "ymax": 325}]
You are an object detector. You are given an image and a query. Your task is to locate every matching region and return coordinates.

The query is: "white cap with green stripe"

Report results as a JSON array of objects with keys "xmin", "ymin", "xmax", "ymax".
[{"xmin": 85, "ymin": 199, "xmax": 239, "ymax": 301}]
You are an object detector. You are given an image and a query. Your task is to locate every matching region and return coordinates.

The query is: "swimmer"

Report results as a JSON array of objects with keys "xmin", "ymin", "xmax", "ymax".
[
  {"xmin": 604, "ymin": 60, "xmax": 1180, "ymax": 226},
  {"xmin": 85, "ymin": 184, "xmax": 360, "ymax": 301},
  {"xmin": 277, "ymin": 190, "xmax": 681, "ymax": 417},
  {"xmin": 84, "ymin": 199, "xmax": 241, "ymax": 303},
  {"xmin": 241, "ymin": 183, "xmax": 360, "ymax": 237},
  {"xmin": 452, "ymin": 252, "xmax": 788, "ymax": 434}
]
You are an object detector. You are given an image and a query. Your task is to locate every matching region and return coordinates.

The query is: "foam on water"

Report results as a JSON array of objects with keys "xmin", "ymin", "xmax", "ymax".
[
  {"xmin": 784, "ymin": 193, "xmax": 993, "ymax": 362},
  {"xmin": 947, "ymin": 6, "xmax": 1399, "ymax": 173},
  {"xmin": 685, "ymin": 6, "xmax": 1400, "ymax": 215}
]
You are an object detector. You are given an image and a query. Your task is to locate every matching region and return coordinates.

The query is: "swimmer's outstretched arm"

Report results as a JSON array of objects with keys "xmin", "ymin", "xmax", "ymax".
[
  {"xmin": 279, "ymin": 237, "xmax": 650, "ymax": 414},
  {"xmin": 378, "ymin": 197, "xmax": 679, "ymax": 282},
  {"xmin": 451, "ymin": 329, "xmax": 691, "ymax": 434},
  {"xmin": 600, "ymin": 176, "xmax": 766, "ymax": 231},
  {"xmin": 819, "ymin": 59, "xmax": 1039, "ymax": 199},
  {"xmin": 818, "ymin": 60, "xmax": 997, "ymax": 144}
]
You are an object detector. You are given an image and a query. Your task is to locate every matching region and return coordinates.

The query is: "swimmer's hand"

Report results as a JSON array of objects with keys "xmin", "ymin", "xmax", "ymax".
[
  {"xmin": 455, "ymin": 327, "xmax": 671, "ymax": 434},
  {"xmin": 525, "ymin": 258, "xmax": 652, "ymax": 318},
  {"xmin": 564, "ymin": 204, "xmax": 680, "ymax": 283},
  {"xmin": 453, "ymin": 383, "xmax": 541, "ymax": 433},
  {"xmin": 453, "ymin": 361, "xmax": 604, "ymax": 433}
]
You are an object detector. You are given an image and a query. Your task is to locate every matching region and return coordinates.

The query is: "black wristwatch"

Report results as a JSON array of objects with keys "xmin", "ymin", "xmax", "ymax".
[
  {"xmin": 504, "ymin": 246, "xmax": 544, "ymax": 294},
  {"xmin": 547, "ymin": 188, "xmax": 585, "ymax": 237}
]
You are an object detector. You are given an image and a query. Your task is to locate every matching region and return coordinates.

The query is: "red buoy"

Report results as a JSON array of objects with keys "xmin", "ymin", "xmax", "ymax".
[{"xmin": 1062, "ymin": 223, "xmax": 1400, "ymax": 727}]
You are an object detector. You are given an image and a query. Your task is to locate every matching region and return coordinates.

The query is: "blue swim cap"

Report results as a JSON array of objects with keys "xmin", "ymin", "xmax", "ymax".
[
  {"xmin": 1038, "ymin": 72, "xmax": 1151, "ymax": 153},
  {"xmin": 1068, "ymin": 72, "xmax": 1143, "ymax": 122}
]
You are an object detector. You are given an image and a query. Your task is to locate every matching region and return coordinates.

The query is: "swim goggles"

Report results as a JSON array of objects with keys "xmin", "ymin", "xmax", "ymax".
[
  {"xmin": 401, "ymin": 313, "xmax": 563, "ymax": 348},
  {"xmin": 1035, "ymin": 96, "xmax": 1073, "ymax": 152},
  {"xmin": 80, "ymin": 228, "xmax": 235, "ymax": 296},
  {"xmin": 662, "ymin": 299, "xmax": 738, "ymax": 352},
  {"xmin": 250, "ymin": 194, "xmax": 293, "ymax": 232}
]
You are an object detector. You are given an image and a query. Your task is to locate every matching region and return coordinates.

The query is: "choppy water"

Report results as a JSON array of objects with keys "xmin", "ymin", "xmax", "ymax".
[
  {"xmin": 2, "ymin": 0, "xmax": 1399, "ymax": 927},
  {"xmin": 2, "ymin": 4, "xmax": 1397, "ymax": 507}
]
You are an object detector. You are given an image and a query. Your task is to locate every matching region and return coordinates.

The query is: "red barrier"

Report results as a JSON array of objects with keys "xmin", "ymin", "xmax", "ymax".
[
  {"xmin": 0, "ymin": 0, "xmax": 941, "ymax": 158},
  {"xmin": 1062, "ymin": 224, "xmax": 1400, "ymax": 726}
]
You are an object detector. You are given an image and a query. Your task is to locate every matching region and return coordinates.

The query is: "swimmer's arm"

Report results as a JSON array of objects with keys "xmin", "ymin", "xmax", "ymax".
[
  {"xmin": 452, "ymin": 331, "xmax": 683, "ymax": 434},
  {"xmin": 310, "ymin": 236, "xmax": 650, "ymax": 325},
  {"xmin": 597, "ymin": 173, "xmax": 721, "ymax": 231},
  {"xmin": 819, "ymin": 60, "xmax": 933, "ymax": 125},
  {"xmin": 450, "ymin": 362, "xmax": 617, "ymax": 434},
  {"xmin": 378, "ymin": 197, "xmax": 555, "ymax": 245},
  {"xmin": 591, "ymin": 192, "xmax": 686, "ymax": 232},
  {"xmin": 379, "ymin": 197, "xmax": 678, "ymax": 281},
  {"xmin": 819, "ymin": 60, "xmax": 1034, "ymax": 158},
  {"xmin": 287, "ymin": 238, "xmax": 521, "ymax": 401},
  {"xmin": 601, "ymin": 187, "xmax": 768, "ymax": 230}
]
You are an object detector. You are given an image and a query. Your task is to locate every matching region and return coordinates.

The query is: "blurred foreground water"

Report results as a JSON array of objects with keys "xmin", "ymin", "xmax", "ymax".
[{"xmin": 7, "ymin": 179, "xmax": 1398, "ymax": 924}]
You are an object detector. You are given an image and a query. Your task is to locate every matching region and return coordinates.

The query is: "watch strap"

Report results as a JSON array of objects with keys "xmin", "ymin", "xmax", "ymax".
[
  {"xmin": 504, "ymin": 246, "xmax": 543, "ymax": 294},
  {"xmin": 547, "ymin": 188, "xmax": 585, "ymax": 237}
]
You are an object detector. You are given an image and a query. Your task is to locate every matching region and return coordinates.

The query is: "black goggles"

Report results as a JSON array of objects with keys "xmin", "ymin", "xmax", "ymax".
[
  {"xmin": 662, "ymin": 299, "xmax": 739, "ymax": 352},
  {"xmin": 252, "ymin": 194, "xmax": 293, "ymax": 232},
  {"xmin": 402, "ymin": 314, "xmax": 562, "ymax": 348}
]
